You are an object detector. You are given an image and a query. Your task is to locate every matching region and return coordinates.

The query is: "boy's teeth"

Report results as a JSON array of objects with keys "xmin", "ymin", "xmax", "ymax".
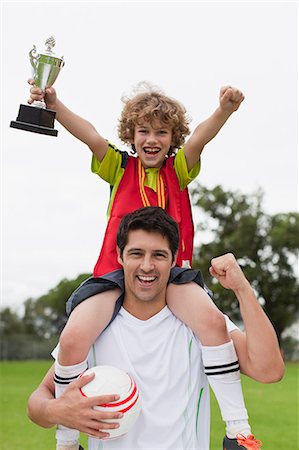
[{"xmin": 144, "ymin": 148, "xmax": 159, "ymax": 153}]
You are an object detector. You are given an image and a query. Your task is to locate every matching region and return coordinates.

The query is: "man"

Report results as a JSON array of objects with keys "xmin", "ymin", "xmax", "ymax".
[{"xmin": 27, "ymin": 207, "xmax": 284, "ymax": 450}]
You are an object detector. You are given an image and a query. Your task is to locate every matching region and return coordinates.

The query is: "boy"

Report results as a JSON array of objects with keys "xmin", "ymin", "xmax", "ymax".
[{"xmin": 29, "ymin": 81, "xmax": 261, "ymax": 450}]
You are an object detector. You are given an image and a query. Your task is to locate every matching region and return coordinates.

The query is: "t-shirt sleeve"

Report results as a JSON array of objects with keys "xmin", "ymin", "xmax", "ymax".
[
  {"xmin": 91, "ymin": 143, "xmax": 123, "ymax": 185},
  {"xmin": 173, "ymin": 147, "xmax": 201, "ymax": 190},
  {"xmin": 224, "ymin": 314, "xmax": 240, "ymax": 333},
  {"xmin": 51, "ymin": 344, "xmax": 59, "ymax": 360}
]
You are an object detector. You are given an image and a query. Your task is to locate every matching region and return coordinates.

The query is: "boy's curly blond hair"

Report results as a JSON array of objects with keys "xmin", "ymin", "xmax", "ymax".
[{"xmin": 118, "ymin": 82, "xmax": 191, "ymax": 150}]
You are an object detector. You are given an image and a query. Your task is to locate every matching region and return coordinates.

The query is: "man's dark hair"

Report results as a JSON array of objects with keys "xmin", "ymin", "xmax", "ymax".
[{"xmin": 117, "ymin": 207, "xmax": 179, "ymax": 262}]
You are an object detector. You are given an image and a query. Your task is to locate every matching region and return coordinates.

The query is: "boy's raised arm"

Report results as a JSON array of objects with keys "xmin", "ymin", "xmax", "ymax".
[
  {"xmin": 28, "ymin": 80, "xmax": 109, "ymax": 162},
  {"xmin": 184, "ymin": 86, "xmax": 245, "ymax": 170}
]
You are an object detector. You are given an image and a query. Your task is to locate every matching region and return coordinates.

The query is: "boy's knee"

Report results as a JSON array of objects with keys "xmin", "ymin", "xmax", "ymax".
[
  {"xmin": 209, "ymin": 309, "xmax": 227, "ymax": 332},
  {"xmin": 59, "ymin": 326, "xmax": 78, "ymax": 355},
  {"xmin": 58, "ymin": 326, "xmax": 89, "ymax": 365}
]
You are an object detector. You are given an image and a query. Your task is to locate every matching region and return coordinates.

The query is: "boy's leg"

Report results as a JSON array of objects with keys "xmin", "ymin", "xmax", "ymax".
[
  {"xmin": 55, "ymin": 288, "xmax": 121, "ymax": 449},
  {"xmin": 166, "ymin": 281, "xmax": 251, "ymax": 439}
]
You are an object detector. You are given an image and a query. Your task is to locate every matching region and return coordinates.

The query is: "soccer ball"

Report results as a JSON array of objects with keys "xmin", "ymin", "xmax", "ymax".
[{"xmin": 80, "ymin": 365, "xmax": 141, "ymax": 439}]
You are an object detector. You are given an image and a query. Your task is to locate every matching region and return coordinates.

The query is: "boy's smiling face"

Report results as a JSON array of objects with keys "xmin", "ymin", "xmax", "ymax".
[{"xmin": 133, "ymin": 120, "xmax": 173, "ymax": 169}]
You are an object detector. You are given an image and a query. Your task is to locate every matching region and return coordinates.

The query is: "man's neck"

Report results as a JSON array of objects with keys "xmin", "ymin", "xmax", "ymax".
[{"xmin": 122, "ymin": 297, "xmax": 166, "ymax": 321}]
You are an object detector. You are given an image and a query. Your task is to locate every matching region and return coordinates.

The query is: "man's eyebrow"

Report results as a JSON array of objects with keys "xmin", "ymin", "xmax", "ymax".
[{"xmin": 126, "ymin": 248, "xmax": 169, "ymax": 255}]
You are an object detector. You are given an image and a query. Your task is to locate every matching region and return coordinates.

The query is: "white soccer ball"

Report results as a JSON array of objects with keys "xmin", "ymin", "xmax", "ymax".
[{"xmin": 80, "ymin": 365, "xmax": 141, "ymax": 439}]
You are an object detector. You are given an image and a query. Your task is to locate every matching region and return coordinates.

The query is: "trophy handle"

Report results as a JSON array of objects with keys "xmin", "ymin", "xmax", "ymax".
[{"xmin": 29, "ymin": 45, "xmax": 39, "ymax": 79}]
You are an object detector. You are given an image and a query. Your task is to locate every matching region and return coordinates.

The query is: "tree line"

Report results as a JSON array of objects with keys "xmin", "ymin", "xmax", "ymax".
[{"xmin": 1, "ymin": 184, "xmax": 298, "ymax": 360}]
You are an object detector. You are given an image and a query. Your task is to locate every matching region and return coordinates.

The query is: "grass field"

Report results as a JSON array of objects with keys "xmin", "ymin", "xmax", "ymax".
[{"xmin": 0, "ymin": 361, "xmax": 298, "ymax": 450}]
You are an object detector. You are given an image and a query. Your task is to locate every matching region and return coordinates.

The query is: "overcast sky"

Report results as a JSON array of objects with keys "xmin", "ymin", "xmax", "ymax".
[{"xmin": 2, "ymin": 1, "xmax": 298, "ymax": 311}]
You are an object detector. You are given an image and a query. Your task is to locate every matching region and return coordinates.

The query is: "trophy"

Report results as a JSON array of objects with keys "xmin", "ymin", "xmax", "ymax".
[{"xmin": 10, "ymin": 36, "xmax": 64, "ymax": 137}]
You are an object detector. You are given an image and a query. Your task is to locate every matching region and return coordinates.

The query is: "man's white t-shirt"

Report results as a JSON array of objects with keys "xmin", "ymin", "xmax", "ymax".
[{"xmin": 85, "ymin": 307, "xmax": 238, "ymax": 450}]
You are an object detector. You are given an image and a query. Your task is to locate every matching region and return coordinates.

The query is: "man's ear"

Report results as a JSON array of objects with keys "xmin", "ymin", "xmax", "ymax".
[
  {"xmin": 117, "ymin": 247, "xmax": 123, "ymax": 266},
  {"xmin": 171, "ymin": 252, "xmax": 178, "ymax": 268}
]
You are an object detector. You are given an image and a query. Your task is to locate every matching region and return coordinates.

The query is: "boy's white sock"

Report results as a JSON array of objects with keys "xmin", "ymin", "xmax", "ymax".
[
  {"xmin": 54, "ymin": 359, "xmax": 88, "ymax": 447},
  {"xmin": 225, "ymin": 419, "xmax": 251, "ymax": 439},
  {"xmin": 201, "ymin": 340, "xmax": 251, "ymax": 438},
  {"xmin": 56, "ymin": 445, "xmax": 80, "ymax": 450}
]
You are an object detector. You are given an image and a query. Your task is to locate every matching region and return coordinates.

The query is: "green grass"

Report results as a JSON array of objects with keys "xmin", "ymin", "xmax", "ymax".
[
  {"xmin": 0, "ymin": 361, "xmax": 298, "ymax": 449},
  {"xmin": 210, "ymin": 363, "xmax": 299, "ymax": 449}
]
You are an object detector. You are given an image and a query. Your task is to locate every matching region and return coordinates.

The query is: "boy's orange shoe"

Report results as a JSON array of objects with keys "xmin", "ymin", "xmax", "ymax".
[{"xmin": 223, "ymin": 434, "xmax": 262, "ymax": 449}]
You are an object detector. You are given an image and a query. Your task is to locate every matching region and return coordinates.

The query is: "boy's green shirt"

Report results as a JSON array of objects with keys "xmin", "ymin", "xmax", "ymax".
[{"xmin": 91, "ymin": 144, "xmax": 201, "ymax": 218}]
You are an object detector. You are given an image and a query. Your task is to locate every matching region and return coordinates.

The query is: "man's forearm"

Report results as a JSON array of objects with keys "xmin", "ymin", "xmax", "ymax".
[
  {"xmin": 234, "ymin": 281, "xmax": 285, "ymax": 381},
  {"xmin": 27, "ymin": 385, "xmax": 56, "ymax": 428}
]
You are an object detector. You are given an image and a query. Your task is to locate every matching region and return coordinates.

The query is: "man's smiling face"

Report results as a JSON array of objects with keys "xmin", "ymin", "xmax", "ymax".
[{"xmin": 117, "ymin": 229, "xmax": 175, "ymax": 314}]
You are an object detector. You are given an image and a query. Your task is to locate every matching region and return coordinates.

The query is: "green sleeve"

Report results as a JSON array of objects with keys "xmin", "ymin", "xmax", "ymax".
[
  {"xmin": 91, "ymin": 143, "xmax": 123, "ymax": 185},
  {"xmin": 174, "ymin": 147, "xmax": 201, "ymax": 190}
]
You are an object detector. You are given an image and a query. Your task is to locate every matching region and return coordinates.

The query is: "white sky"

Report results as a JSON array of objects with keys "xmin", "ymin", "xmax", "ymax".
[{"xmin": 1, "ymin": 1, "xmax": 298, "ymax": 311}]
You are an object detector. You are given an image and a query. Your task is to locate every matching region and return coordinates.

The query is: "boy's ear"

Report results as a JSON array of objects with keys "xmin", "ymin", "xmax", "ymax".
[
  {"xmin": 117, "ymin": 247, "xmax": 123, "ymax": 266},
  {"xmin": 170, "ymin": 131, "xmax": 175, "ymax": 147}
]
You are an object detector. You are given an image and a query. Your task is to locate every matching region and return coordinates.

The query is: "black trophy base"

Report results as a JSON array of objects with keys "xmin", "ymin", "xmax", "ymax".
[{"xmin": 10, "ymin": 104, "xmax": 58, "ymax": 136}]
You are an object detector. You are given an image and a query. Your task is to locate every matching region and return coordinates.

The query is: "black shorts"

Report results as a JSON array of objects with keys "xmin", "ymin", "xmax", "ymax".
[{"xmin": 66, "ymin": 267, "xmax": 213, "ymax": 327}]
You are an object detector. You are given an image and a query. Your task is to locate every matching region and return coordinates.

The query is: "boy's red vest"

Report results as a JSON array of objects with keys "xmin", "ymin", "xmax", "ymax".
[{"xmin": 93, "ymin": 155, "xmax": 194, "ymax": 276}]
